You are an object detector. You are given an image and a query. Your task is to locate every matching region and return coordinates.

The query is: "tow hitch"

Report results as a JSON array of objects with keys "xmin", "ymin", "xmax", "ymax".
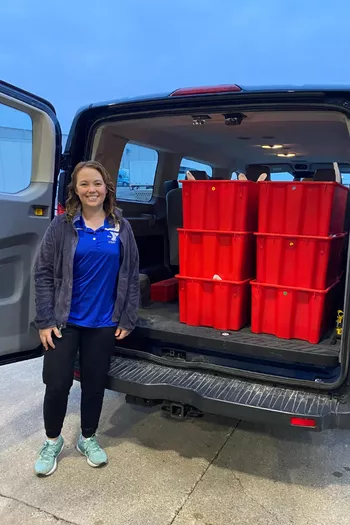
[{"xmin": 161, "ymin": 401, "xmax": 203, "ymax": 420}]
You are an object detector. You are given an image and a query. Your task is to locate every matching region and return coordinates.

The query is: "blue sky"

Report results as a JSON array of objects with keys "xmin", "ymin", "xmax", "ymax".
[{"xmin": 1, "ymin": 1, "xmax": 350, "ymax": 132}]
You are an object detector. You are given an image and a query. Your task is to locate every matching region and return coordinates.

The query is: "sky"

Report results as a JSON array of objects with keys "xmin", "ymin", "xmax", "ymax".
[{"xmin": 1, "ymin": 1, "xmax": 350, "ymax": 132}]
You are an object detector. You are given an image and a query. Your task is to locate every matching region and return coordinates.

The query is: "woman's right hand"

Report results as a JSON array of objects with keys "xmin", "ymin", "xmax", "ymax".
[{"xmin": 39, "ymin": 327, "xmax": 62, "ymax": 351}]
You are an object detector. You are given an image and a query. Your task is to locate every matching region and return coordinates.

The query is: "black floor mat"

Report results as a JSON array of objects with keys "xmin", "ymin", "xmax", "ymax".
[{"xmin": 132, "ymin": 302, "xmax": 340, "ymax": 367}]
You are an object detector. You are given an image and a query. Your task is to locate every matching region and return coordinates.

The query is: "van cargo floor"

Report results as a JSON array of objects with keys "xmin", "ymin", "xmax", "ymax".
[{"xmin": 129, "ymin": 302, "xmax": 340, "ymax": 367}]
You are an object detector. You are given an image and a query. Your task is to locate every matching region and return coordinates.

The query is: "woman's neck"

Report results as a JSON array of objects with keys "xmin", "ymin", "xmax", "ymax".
[{"xmin": 81, "ymin": 206, "xmax": 106, "ymax": 227}]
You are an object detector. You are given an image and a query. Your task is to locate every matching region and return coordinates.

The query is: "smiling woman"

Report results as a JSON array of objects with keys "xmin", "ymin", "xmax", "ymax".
[
  {"xmin": 65, "ymin": 161, "xmax": 118, "ymax": 224},
  {"xmin": 33, "ymin": 159, "xmax": 140, "ymax": 477},
  {"xmin": 76, "ymin": 169, "xmax": 107, "ymax": 206}
]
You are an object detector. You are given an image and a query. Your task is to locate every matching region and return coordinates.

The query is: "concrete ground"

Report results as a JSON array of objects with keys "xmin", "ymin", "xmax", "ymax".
[{"xmin": 1, "ymin": 359, "xmax": 350, "ymax": 525}]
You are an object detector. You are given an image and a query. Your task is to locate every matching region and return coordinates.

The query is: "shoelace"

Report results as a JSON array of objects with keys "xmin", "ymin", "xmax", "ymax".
[
  {"xmin": 39, "ymin": 441, "xmax": 58, "ymax": 461},
  {"xmin": 83, "ymin": 437, "xmax": 101, "ymax": 454}
]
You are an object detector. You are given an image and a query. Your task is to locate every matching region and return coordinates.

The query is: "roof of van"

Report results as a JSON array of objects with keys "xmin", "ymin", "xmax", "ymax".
[
  {"xmin": 64, "ymin": 84, "xmax": 350, "ymax": 150},
  {"xmin": 84, "ymin": 84, "xmax": 350, "ymax": 111}
]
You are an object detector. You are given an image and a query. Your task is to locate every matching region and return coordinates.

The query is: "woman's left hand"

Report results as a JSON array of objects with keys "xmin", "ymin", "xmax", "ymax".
[{"xmin": 115, "ymin": 327, "xmax": 130, "ymax": 340}]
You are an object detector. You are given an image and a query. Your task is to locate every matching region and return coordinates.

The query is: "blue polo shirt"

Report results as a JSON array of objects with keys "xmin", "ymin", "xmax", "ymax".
[{"xmin": 68, "ymin": 217, "xmax": 121, "ymax": 328}]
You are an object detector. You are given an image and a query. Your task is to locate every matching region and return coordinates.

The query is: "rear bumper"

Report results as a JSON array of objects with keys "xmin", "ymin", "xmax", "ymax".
[{"xmin": 103, "ymin": 356, "xmax": 350, "ymax": 431}]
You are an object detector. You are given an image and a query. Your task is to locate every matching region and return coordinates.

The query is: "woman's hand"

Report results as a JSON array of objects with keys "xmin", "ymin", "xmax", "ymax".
[
  {"xmin": 115, "ymin": 327, "xmax": 130, "ymax": 340},
  {"xmin": 39, "ymin": 327, "xmax": 62, "ymax": 351}
]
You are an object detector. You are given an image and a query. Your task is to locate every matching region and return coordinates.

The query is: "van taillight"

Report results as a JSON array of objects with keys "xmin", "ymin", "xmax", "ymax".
[
  {"xmin": 170, "ymin": 85, "xmax": 242, "ymax": 96},
  {"xmin": 290, "ymin": 417, "xmax": 317, "ymax": 428},
  {"xmin": 57, "ymin": 203, "xmax": 65, "ymax": 215}
]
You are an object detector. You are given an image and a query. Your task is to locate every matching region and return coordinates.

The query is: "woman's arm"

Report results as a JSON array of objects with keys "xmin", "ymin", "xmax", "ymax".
[
  {"xmin": 118, "ymin": 220, "xmax": 140, "ymax": 334},
  {"xmin": 34, "ymin": 220, "xmax": 57, "ymax": 330}
]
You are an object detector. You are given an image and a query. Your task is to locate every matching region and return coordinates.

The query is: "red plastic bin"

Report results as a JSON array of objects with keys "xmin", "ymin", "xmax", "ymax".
[
  {"xmin": 151, "ymin": 278, "xmax": 178, "ymax": 302},
  {"xmin": 178, "ymin": 229, "xmax": 255, "ymax": 281},
  {"xmin": 182, "ymin": 180, "xmax": 259, "ymax": 232},
  {"xmin": 177, "ymin": 275, "xmax": 251, "ymax": 331},
  {"xmin": 258, "ymin": 182, "xmax": 348, "ymax": 235},
  {"xmin": 255, "ymin": 232, "xmax": 346, "ymax": 289},
  {"xmin": 251, "ymin": 280, "xmax": 340, "ymax": 344}
]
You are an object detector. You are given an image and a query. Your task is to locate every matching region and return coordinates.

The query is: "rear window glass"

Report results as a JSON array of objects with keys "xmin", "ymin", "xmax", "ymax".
[
  {"xmin": 341, "ymin": 173, "xmax": 350, "ymax": 187},
  {"xmin": 271, "ymin": 172, "xmax": 294, "ymax": 181},
  {"xmin": 231, "ymin": 171, "xmax": 294, "ymax": 181},
  {"xmin": 178, "ymin": 159, "xmax": 212, "ymax": 183}
]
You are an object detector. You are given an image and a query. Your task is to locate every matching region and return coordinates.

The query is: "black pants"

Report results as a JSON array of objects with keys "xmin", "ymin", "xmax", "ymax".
[{"xmin": 43, "ymin": 325, "xmax": 115, "ymax": 439}]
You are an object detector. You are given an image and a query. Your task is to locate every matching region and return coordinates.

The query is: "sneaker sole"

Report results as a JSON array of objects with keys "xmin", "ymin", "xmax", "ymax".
[
  {"xmin": 35, "ymin": 440, "xmax": 64, "ymax": 477},
  {"xmin": 76, "ymin": 443, "xmax": 108, "ymax": 468}
]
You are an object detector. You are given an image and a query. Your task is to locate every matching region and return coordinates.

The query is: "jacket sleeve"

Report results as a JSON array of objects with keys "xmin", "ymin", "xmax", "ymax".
[
  {"xmin": 118, "ymin": 220, "xmax": 140, "ymax": 332},
  {"xmin": 34, "ymin": 219, "xmax": 57, "ymax": 330}
]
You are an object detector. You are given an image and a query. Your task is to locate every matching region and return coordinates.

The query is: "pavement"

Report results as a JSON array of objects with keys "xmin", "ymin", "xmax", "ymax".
[{"xmin": 1, "ymin": 359, "xmax": 350, "ymax": 525}]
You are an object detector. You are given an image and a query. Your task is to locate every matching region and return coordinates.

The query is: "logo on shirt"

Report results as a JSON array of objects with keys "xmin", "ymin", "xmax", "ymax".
[{"xmin": 106, "ymin": 227, "xmax": 120, "ymax": 244}]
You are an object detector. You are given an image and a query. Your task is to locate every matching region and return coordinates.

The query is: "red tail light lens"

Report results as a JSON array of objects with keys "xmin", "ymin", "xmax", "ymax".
[
  {"xmin": 57, "ymin": 203, "xmax": 65, "ymax": 215},
  {"xmin": 170, "ymin": 85, "xmax": 242, "ymax": 97},
  {"xmin": 290, "ymin": 417, "xmax": 317, "ymax": 428}
]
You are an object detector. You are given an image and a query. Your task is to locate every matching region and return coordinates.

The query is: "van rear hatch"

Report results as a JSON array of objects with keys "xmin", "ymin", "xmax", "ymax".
[{"xmin": 66, "ymin": 86, "xmax": 350, "ymax": 400}]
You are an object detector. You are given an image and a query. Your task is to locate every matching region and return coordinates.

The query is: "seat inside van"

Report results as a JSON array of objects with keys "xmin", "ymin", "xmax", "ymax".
[{"xmin": 165, "ymin": 170, "xmax": 210, "ymax": 268}]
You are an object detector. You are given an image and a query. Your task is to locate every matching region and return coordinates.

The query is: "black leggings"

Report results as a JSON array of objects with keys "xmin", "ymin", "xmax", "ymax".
[{"xmin": 43, "ymin": 324, "xmax": 115, "ymax": 439}]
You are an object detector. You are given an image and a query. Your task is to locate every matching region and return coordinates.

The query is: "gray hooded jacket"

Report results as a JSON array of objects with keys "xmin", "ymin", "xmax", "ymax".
[{"xmin": 34, "ymin": 209, "xmax": 140, "ymax": 332}]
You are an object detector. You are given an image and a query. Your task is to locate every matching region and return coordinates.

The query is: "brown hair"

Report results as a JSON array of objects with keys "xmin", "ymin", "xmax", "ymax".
[{"xmin": 65, "ymin": 160, "xmax": 119, "ymax": 223}]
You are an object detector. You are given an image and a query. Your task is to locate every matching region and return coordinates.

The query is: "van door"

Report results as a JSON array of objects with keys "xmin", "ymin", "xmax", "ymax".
[{"xmin": 0, "ymin": 81, "xmax": 61, "ymax": 364}]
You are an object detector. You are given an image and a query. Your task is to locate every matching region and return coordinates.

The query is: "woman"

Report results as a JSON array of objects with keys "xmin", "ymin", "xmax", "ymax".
[{"xmin": 34, "ymin": 160, "xmax": 140, "ymax": 476}]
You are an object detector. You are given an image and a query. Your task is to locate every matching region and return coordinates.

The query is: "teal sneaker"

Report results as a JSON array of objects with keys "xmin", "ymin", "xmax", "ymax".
[
  {"xmin": 76, "ymin": 434, "xmax": 108, "ymax": 467},
  {"xmin": 34, "ymin": 435, "xmax": 64, "ymax": 477}
]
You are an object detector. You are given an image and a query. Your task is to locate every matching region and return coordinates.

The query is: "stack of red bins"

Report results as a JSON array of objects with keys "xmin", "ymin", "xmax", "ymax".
[
  {"xmin": 176, "ymin": 180, "xmax": 258, "ymax": 331},
  {"xmin": 251, "ymin": 181, "xmax": 348, "ymax": 344}
]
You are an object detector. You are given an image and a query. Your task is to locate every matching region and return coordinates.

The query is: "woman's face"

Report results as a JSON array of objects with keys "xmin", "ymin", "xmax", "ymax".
[{"xmin": 75, "ymin": 167, "xmax": 107, "ymax": 210}]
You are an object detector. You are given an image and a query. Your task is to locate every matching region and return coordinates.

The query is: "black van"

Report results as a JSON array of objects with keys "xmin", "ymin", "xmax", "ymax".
[{"xmin": 2, "ymin": 80, "xmax": 350, "ymax": 431}]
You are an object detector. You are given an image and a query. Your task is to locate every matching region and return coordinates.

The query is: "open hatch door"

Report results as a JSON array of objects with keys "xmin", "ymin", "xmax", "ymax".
[{"xmin": 0, "ymin": 80, "xmax": 61, "ymax": 364}]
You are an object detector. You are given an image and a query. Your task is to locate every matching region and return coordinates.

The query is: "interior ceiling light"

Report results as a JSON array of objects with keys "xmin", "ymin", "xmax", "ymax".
[
  {"xmin": 277, "ymin": 153, "xmax": 296, "ymax": 158},
  {"xmin": 192, "ymin": 115, "xmax": 211, "ymax": 126},
  {"xmin": 261, "ymin": 144, "xmax": 283, "ymax": 149}
]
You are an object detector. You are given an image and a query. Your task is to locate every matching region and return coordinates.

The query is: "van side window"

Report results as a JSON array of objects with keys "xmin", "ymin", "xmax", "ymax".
[
  {"xmin": 178, "ymin": 159, "xmax": 212, "ymax": 183},
  {"xmin": 118, "ymin": 143, "xmax": 158, "ymax": 202},
  {"xmin": 0, "ymin": 104, "xmax": 32, "ymax": 194}
]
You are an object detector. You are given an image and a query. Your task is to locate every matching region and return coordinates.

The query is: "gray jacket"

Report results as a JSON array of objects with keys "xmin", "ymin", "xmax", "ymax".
[{"xmin": 34, "ymin": 209, "xmax": 140, "ymax": 332}]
